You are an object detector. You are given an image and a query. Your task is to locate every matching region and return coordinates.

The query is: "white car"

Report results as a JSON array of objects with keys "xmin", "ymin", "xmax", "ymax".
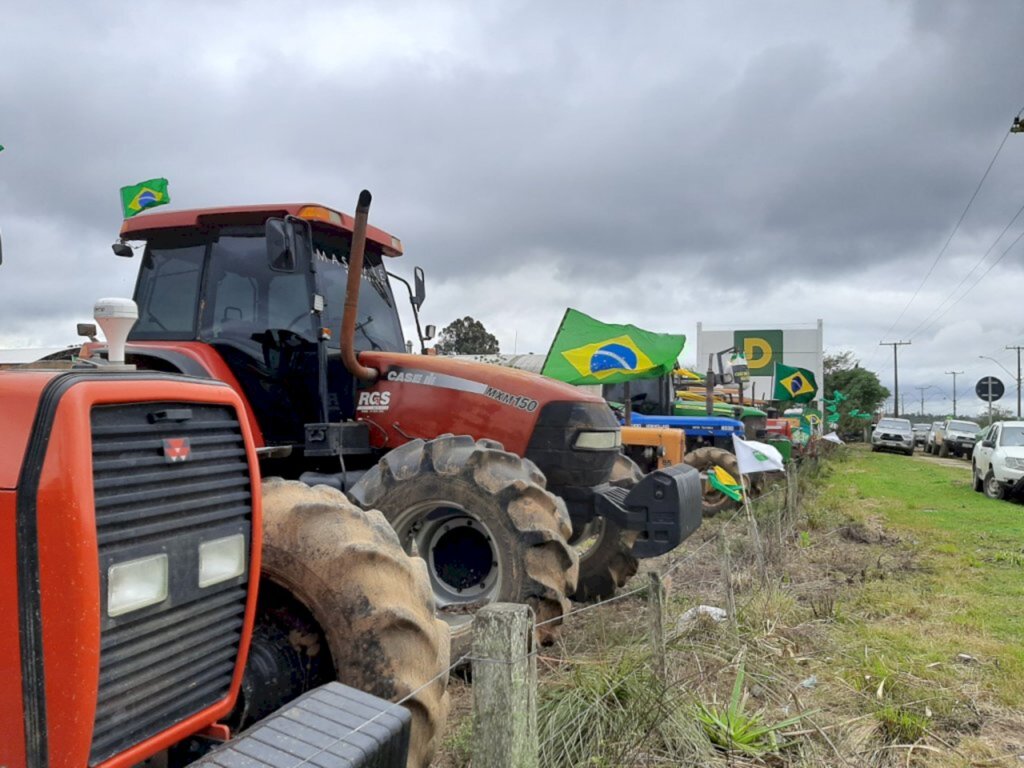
[
  {"xmin": 871, "ymin": 417, "xmax": 915, "ymax": 456},
  {"xmin": 971, "ymin": 421, "xmax": 1024, "ymax": 500}
]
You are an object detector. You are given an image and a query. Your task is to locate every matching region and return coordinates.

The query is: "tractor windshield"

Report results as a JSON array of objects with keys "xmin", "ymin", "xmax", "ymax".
[
  {"xmin": 130, "ymin": 226, "xmax": 406, "ymax": 353},
  {"xmin": 311, "ymin": 229, "xmax": 405, "ymax": 353}
]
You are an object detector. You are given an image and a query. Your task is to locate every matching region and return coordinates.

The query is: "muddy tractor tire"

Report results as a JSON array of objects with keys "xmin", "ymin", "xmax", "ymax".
[
  {"xmin": 570, "ymin": 453, "xmax": 643, "ymax": 603},
  {"xmin": 682, "ymin": 446, "xmax": 742, "ymax": 517},
  {"xmin": 349, "ymin": 435, "xmax": 579, "ymax": 663},
  {"xmin": 258, "ymin": 478, "xmax": 451, "ymax": 768}
]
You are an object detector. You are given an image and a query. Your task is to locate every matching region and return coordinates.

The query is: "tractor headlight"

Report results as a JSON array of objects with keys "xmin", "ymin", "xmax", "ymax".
[
  {"xmin": 108, "ymin": 554, "xmax": 169, "ymax": 617},
  {"xmin": 198, "ymin": 534, "xmax": 247, "ymax": 588},
  {"xmin": 574, "ymin": 430, "xmax": 622, "ymax": 451}
]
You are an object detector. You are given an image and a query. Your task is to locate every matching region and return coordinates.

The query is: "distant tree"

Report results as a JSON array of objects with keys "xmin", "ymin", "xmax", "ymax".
[
  {"xmin": 977, "ymin": 406, "xmax": 1014, "ymax": 429},
  {"xmin": 434, "ymin": 316, "xmax": 500, "ymax": 355},
  {"xmin": 823, "ymin": 351, "xmax": 889, "ymax": 432}
]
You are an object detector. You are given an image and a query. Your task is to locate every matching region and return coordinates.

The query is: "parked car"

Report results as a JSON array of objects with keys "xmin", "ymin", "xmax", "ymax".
[
  {"xmin": 935, "ymin": 418, "xmax": 980, "ymax": 458},
  {"xmin": 971, "ymin": 421, "xmax": 1024, "ymax": 499},
  {"xmin": 912, "ymin": 423, "xmax": 931, "ymax": 447},
  {"xmin": 871, "ymin": 417, "xmax": 915, "ymax": 456},
  {"xmin": 924, "ymin": 420, "xmax": 946, "ymax": 454}
]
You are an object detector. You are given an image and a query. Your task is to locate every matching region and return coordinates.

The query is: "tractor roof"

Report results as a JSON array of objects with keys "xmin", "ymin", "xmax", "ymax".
[{"xmin": 120, "ymin": 203, "xmax": 403, "ymax": 256}]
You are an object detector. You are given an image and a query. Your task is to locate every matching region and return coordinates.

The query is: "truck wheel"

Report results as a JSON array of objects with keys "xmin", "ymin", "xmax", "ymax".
[
  {"xmin": 972, "ymin": 463, "xmax": 984, "ymax": 492},
  {"xmin": 256, "ymin": 478, "xmax": 450, "ymax": 768},
  {"xmin": 682, "ymin": 446, "xmax": 742, "ymax": 517},
  {"xmin": 570, "ymin": 454, "xmax": 642, "ymax": 602},
  {"xmin": 984, "ymin": 471, "xmax": 1007, "ymax": 500},
  {"xmin": 349, "ymin": 435, "xmax": 579, "ymax": 663}
]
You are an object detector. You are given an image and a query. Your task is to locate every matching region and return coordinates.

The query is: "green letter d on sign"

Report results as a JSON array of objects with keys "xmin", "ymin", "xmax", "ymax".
[{"xmin": 733, "ymin": 330, "xmax": 783, "ymax": 374}]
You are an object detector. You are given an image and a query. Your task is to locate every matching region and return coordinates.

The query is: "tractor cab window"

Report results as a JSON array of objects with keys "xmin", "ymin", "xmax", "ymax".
[
  {"xmin": 204, "ymin": 234, "xmax": 315, "ymax": 348},
  {"xmin": 312, "ymin": 232, "xmax": 405, "ymax": 353},
  {"xmin": 131, "ymin": 243, "xmax": 205, "ymax": 338}
]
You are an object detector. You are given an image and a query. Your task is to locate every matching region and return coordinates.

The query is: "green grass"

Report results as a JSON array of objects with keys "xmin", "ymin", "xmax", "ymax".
[{"xmin": 822, "ymin": 448, "xmax": 1024, "ymax": 706}]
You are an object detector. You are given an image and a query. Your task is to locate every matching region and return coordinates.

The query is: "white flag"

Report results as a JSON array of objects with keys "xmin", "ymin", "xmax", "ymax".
[
  {"xmin": 823, "ymin": 432, "xmax": 844, "ymax": 444},
  {"xmin": 731, "ymin": 434, "xmax": 786, "ymax": 475}
]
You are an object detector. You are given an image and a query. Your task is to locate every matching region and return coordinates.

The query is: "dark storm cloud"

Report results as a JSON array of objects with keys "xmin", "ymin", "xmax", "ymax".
[{"xmin": 1, "ymin": 0, "xmax": 1023, "ymax": 384}]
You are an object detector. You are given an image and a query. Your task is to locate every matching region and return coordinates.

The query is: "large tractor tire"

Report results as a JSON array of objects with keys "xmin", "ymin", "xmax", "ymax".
[
  {"xmin": 682, "ymin": 446, "xmax": 742, "ymax": 517},
  {"xmin": 349, "ymin": 435, "xmax": 579, "ymax": 663},
  {"xmin": 570, "ymin": 454, "xmax": 643, "ymax": 603},
  {"xmin": 256, "ymin": 478, "xmax": 451, "ymax": 768}
]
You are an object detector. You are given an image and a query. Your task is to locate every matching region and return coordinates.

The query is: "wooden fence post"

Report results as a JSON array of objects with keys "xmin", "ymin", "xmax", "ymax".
[
  {"xmin": 719, "ymin": 533, "xmax": 738, "ymax": 634},
  {"xmin": 471, "ymin": 603, "xmax": 538, "ymax": 768},
  {"xmin": 647, "ymin": 571, "xmax": 666, "ymax": 684}
]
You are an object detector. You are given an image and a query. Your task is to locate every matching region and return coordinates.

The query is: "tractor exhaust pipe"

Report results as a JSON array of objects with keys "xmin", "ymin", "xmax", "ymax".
[{"xmin": 340, "ymin": 189, "xmax": 379, "ymax": 382}]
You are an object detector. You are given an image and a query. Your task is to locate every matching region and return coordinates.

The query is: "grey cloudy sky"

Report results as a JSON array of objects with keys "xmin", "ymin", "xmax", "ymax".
[{"xmin": 2, "ymin": 0, "xmax": 1023, "ymax": 416}]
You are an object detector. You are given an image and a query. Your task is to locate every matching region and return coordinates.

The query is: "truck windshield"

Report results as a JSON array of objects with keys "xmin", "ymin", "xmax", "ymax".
[
  {"xmin": 999, "ymin": 426, "xmax": 1024, "ymax": 446},
  {"xmin": 948, "ymin": 421, "xmax": 978, "ymax": 433}
]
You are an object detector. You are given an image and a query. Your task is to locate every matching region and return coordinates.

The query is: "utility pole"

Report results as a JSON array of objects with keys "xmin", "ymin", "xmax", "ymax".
[
  {"xmin": 880, "ymin": 340, "xmax": 911, "ymax": 416},
  {"xmin": 1006, "ymin": 345, "xmax": 1023, "ymax": 418},
  {"xmin": 945, "ymin": 370, "xmax": 963, "ymax": 417},
  {"xmin": 914, "ymin": 385, "xmax": 933, "ymax": 416}
]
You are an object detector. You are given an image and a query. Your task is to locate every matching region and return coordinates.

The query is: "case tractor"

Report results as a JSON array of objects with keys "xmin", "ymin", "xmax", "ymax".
[
  {"xmin": 91, "ymin": 191, "xmax": 702, "ymax": 630},
  {"xmin": 1, "ymin": 287, "xmax": 450, "ymax": 767}
]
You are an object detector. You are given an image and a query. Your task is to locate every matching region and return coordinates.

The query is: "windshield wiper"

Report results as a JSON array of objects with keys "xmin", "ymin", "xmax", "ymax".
[{"xmin": 354, "ymin": 315, "xmax": 384, "ymax": 351}]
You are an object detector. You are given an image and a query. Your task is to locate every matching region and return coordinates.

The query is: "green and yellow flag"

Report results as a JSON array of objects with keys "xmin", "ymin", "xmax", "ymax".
[
  {"xmin": 120, "ymin": 177, "xmax": 170, "ymax": 218},
  {"xmin": 773, "ymin": 362, "xmax": 818, "ymax": 403},
  {"xmin": 707, "ymin": 465, "xmax": 744, "ymax": 502},
  {"xmin": 541, "ymin": 308, "xmax": 686, "ymax": 386}
]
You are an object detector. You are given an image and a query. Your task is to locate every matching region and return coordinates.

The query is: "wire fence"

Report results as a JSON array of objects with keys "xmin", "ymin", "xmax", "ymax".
[{"xmin": 254, "ymin": 459, "xmax": 822, "ymax": 766}]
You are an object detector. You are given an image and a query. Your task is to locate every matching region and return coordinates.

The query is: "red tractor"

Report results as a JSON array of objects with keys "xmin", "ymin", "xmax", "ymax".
[
  {"xmin": 0, "ymin": 354, "xmax": 446, "ymax": 767},
  {"xmin": 94, "ymin": 191, "xmax": 701, "ymax": 655}
]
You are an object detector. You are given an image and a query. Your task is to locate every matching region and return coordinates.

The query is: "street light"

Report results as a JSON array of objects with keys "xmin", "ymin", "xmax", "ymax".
[{"xmin": 978, "ymin": 355, "xmax": 1021, "ymax": 418}]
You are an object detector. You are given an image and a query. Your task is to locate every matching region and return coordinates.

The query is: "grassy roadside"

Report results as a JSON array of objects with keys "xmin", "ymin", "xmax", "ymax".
[{"xmin": 436, "ymin": 446, "xmax": 1024, "ymax": 767}]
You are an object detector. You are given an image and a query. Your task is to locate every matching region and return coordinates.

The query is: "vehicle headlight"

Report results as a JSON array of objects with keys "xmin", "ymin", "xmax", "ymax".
[
  {"xmin": 199, "ymin": 533, "xmax": 247, "ymax": 588},
  {"xmin": 108, "ymin": 553, "xmax": 169, "ymax": 617},
  {"xmin": 574, "ymin": 430, "xmax": 622, "ymax": 450},
  {"xmin": 1005, "ymin": 457, "xmax": 1024, "ymax": 471}
]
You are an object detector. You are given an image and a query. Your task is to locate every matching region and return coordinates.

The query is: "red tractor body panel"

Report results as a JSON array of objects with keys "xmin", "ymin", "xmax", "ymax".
[
  {"xmin": 79, "ymin": 341, "xmax": 267, "ymax": 448},
  {"xmin": 0, "ymin": 490, "xmax": 26, "ymax": 766},
  {"xmin": 0, "ymin": 371, "xmax": 53, "ymax": 489},
  {"xmin": 356, "ymin": 351, "xmax": 604, "ymax": 455},
  {"xmin": 120, "ymin": 203, "xmax": 402, "ymax": 257},
  {"xmin": 1, "ymin": 372, "xmax": 263, "ymax": 768}
]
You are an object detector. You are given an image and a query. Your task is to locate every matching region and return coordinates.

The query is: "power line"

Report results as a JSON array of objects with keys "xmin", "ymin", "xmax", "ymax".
[
  {"xmin": 911, "ymin": 224, "xmax": 1024, "ymax": 340},
  {"xmin": 878, "ymin": 124, "xmax": 1014, "ymax": 342},
  {"xmin": 907, "ymin": 198, "xmax": 1024, "ymax": 340}
]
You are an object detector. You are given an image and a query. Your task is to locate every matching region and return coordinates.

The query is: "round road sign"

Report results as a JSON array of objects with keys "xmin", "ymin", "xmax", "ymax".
[{"xmin": 976, "ymin": 376, "xmax": 1005, "ymax": 402}]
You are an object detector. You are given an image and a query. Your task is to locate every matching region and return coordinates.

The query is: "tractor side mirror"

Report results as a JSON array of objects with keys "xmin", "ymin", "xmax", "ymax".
[
  {"xmin": 112, "ymin": 241, "xmax": 134, "ymax": 258},
  {"xmin": 266, "ymin": 218, "xmax": 294, "ymax": 272},
  {"xmin": 77, "ymin": 323, "xmax": 98, "ymax": 341},
  {"xmin": 284, "ymin": 215, "xmax": 313, "ymax": 272},
  {"xmin": 424, "ymin": 324, "xmax": 436, "ymax": 341},
  {"xmin": 413, "ymin": 266, "xmax": 426, "ymax": 309}
]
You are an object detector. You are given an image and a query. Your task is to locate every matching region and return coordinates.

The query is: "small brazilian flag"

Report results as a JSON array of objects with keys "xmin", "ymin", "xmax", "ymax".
[
  {"xmin": 774, "ymin": 362, "xmax": 818, "ymax": 403},
  {"xmin": 707, "ymin": 465, "xmax": 744, "ymax": 502},
  {"xmin": 120, "ymin": 177, "xmax": 170, "ymax": 218}
]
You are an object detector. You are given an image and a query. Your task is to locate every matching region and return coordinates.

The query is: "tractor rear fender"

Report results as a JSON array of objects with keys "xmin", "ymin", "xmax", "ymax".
[{"xmin": 561, "ymin": 463, "xmax": 703, "ymax": 558}]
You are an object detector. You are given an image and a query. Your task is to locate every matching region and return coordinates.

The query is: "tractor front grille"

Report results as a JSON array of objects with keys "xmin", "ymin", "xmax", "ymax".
[{"xmin": 89, "ymin": 402, "xmax": 252, "ymax": 765}]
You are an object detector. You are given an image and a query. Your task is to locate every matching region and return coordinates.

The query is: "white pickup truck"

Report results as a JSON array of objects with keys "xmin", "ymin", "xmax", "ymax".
[{"xmin": 971, "ymin": 421, "xmax": 1024, "ymax": 499}]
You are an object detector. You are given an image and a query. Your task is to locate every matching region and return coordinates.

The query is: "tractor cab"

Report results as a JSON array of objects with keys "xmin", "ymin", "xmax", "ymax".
[{"xmin": 119, "ymin": 205, "xmax": 418, "ymax": 451}]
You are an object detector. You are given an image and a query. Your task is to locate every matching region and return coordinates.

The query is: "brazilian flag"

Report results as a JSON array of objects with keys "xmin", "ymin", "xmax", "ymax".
[
  {"xmin": 541, "ymin": 308, "xmax": 686, "ymax": 386},
  {"xmin": 774, "ymin": 362, "xmax": 818, "ymax": 403},
  {"xmin": 707, "ymin": 465, "xmax": 743, "ymax": 502},
  {"xmin": 120, "ymin": 177, "xmax": 170, "ymax": 218}
]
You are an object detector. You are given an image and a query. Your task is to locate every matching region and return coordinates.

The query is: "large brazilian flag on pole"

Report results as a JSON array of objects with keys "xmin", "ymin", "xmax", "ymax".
[{"xmin": 541, "ymin": 308, "xmax": 686, "ymax": 385}]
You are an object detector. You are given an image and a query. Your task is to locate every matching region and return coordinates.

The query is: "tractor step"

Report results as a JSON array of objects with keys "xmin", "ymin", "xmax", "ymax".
[{"xmin": 194, "ymin": 682, "xmax": 410, "ymax": 768}]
